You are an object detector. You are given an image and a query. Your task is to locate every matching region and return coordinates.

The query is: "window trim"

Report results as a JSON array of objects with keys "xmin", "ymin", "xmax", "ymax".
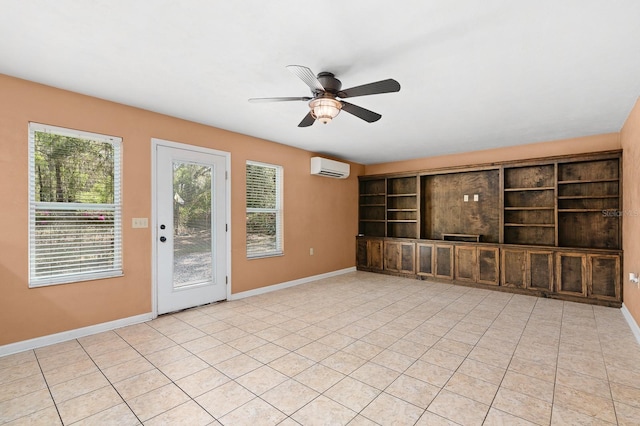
[
  {"xmin": 246, "ymin": 160, "xmax": 283, "ymax": 259},
  {"xmin": 28, "ymin": 122, "xmax": 123, "ymax": 287}
]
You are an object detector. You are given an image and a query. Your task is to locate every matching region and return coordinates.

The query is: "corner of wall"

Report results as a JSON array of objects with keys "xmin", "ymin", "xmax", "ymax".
[{"xmin": 621, "ymin": 96, "xmax": 640, "ymax": 330}]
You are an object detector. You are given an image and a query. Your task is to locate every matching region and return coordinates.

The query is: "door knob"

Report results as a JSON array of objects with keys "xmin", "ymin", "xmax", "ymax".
[{"xmin": 160, "ymin": 236, "xmax": 167, "ymax": 243}]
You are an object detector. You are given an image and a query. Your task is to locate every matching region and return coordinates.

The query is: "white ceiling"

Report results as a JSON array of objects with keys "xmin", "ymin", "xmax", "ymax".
[{"xmin": 2, "ymin": 1, "xmax": 639, "ymax": 164}]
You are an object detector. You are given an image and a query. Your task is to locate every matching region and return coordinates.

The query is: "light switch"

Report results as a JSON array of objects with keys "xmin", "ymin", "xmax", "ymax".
[
  {"xmin": 474, "ymin": 194, "xmax": 479, "ymax": 202},
  {"xmin": 463, "ymin": 195, "xmax": 469, "ymax": 202},
  {"xmin": 132, "ymin": 218, "xmax": 148, "ymax": 228}
]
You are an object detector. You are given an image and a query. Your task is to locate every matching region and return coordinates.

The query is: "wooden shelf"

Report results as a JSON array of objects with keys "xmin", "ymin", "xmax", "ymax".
[
  {"xmin": 504, "ymin": 187, "xmax": 555, "ymax": 192},
  {"xmin": 359, "ymin": 152, "xmax": 622, "ymax": 306},
  {"xmin": 504, "ymin": 207, "xmax": 554, "ymax": 211},
  {"xmin": 505, "ymin": 223, "xmax": 555, "ymax": 228},
  {"xmin": 557, "ymin": 195, "xmax": 618, "ymax": 199},
  {"xmin": 558, "ymin": 178, "xmax": 618, "ymax": 184},
  {"xmin": 558, "ymin": 209, "xmax": 607, "ymax": 213}
]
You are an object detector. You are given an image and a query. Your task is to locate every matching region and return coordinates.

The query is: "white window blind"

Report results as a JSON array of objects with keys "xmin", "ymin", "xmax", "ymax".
[
  {"xmin": 246, "ymin": 161, "xmax": 283, "ymax": 258},
  {"xmin": 28, "ymin": 123, "xmax": 123, "ymax": 287}
]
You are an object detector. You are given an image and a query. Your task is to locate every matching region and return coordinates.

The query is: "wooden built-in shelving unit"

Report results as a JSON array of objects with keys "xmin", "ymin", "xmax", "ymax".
[{"xmin": 357, "ymin": 151, "xmax": 622, "ymax": 306}]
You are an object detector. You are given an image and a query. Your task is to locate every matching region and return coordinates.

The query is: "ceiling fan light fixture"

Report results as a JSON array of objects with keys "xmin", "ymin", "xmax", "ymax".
[{"xmin": 309, "ymin": 98, "xmax": 342, "ymax": 124}]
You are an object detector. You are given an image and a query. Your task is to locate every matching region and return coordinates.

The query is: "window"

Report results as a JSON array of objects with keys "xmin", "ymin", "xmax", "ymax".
[
  {"xmin": 246, "ymin": 161, "xmax": 283, "ymax": 258},
  {"xmin": 28, "ymin": 123, "xmax": 122, "ymax": 286}
]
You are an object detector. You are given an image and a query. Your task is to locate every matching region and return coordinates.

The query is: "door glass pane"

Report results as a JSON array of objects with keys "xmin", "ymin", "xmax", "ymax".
[{"xmin": 173, "ymin": 161, "xmax": 213, "ymax": 288}]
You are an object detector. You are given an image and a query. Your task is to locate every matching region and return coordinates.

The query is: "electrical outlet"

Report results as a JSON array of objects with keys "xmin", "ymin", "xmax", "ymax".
[
  {"xmin": 474, "ymin": 194, "xmax": 479, "ymax": 202},
  {"xmin": 463, "ymin": 195, "xmax": 469, "ymax": 202},
  {"xmin": 310, "ymin": 248, "xmax": 314, "ymax": 256},
  {"xmin": 132, "ymin": 218, "xmax": 148, "ymax": 228}
]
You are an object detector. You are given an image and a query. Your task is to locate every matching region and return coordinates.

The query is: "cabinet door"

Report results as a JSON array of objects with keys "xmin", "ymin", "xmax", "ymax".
[
  {"xmin": 399, "ymin": 242, "xmax": 416, "ymax": 274},
  {"xmin": 501, "ymin": 248, "xmax": 527, "ymax": 288},
  {"xmin": 434, "ymin": 244, "xmax": 454, "ymax": 279},
  {"xmin": 357, "ymin": 238, "xmax": 384, "ymax": 271},
  {"xmin": 384, "ymin": 241, "xmax": 415, "ymax": 274},
  {"xmin": 455, "ymin": 245, "xmax": 477, "ymax": 282},
  {"xmin": 478, "ymin": 247, "xmax": 499, "ymax": 285},
  {"xmin": 587, "ymin": 254, "xmax": 620, "ymax": 301},
  {"xmin": 356, "ymin": 239, "xmax": 369, "ymax": 269},
  {"xmin": 384, "ymin": 241, "xmax": 401, "ymax": 272},
  {"xmin": 556, "ymin": 252, "xmax": 587, "ymax": 296},
  {"xmin": 416, "ymin": 243, "xmax": 434, "ymax": 277},
  {"xmin": 368, "ymin": 239, "xmax": 384, "ymax": 271},
  {"xmin": 527, "ymin": 251, "xmax": 553, "ymax": 291}
]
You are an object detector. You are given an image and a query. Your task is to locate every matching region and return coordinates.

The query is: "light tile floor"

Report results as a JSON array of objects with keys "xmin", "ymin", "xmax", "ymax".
[{"xmin": 2, "ymin": 271, "xmax": 640, "ymax": 425}]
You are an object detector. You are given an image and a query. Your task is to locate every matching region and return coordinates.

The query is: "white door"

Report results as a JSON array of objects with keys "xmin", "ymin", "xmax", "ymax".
[{"xmin": 155, "ymin": 143, "xmax": 228, "ymax": 314}]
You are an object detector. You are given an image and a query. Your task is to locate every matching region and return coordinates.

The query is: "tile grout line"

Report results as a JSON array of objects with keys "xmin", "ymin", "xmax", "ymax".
[
  {"xmin": 151, "ymin": 309, "xmax": 293, "ymax": 423},
  {"xmin": 349, "ymin": 282, "xmax": 497, "ymax": 424},
  {"xmin": 7, "ymin": 273, "xmax": 638, "ymax": 425},
  {"xmin": 32, "ymin": 348, "xmax": 65, "ymax": 425},
  {"xmin": 594, "ymin": 305, "xmax": 621, "ymax": 425},
  {"xmin": 76, "ymin": 336, "xmax": 145, "ymax": 425}
]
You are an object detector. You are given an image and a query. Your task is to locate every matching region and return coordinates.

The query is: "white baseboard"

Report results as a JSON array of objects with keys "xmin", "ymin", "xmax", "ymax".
[
  {"xmin": 0, "ymin": 312, "xmax": 153, "ymax": 357},
  {"xmin": 621, "ymin": 303, "xmax": 640, "ymax": 345},
  {"xmin": 229, "ymin": 267, "xmax": 357, "ymax": 301}
]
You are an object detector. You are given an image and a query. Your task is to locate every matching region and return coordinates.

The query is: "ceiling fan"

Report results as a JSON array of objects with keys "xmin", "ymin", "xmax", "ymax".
[{"xmin": 249, "ymin": 65, "xmax": 401, "ymax": 127}]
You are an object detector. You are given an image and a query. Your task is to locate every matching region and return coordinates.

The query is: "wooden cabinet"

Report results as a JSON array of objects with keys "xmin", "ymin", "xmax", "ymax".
[
  {"xmin": 455, "ymin": 245, "xmax": 499, "ymax": 285},
  {"xmin": 555, "ymin": 251, "xmax": 620, "ymax": 300},
  {"xmin": 356, "ymin": 238, "xmax": 383, "ymax": 271},
  {"xmin": 356, "ymin": 236, "xmax": 620, "ymax": 306},
  {"xmin": 357, "ymin": 151, "xmax": 622, "ymax": 307},
  {"xmin": 527, "ymin": 251, "xmax": 554, "ymax": 291},
  {"xmin": 383, "ymin": 240, "xmax": 415, "ymax": 274},
  {"xmin": 501, "ymin": 248, "xmax": 553, "ymax": 291},
  {"xmin": 455, "ymin": 245, "xmax": 477, "ymax": 282},
  {"xmin": 434, "ymin": 244, "xmax": 454, "ymax": 279},
  {"xmin": 416, "ymin": 242, "xmax": 434, "ymax": 277},
  {"xmin": 477, "ymin": 246, "xmax": 500, "ymax": 285},
  {"xmin": 556, "ymin": 252, "xmax": 587, "ymax": 296},
  {"xmin": 587, "ymin": 254, "xmax": 620, "ymax": 301},
  {"xmin": 501, "ymin": 248, "xmax": 527, "ymax": 288}
]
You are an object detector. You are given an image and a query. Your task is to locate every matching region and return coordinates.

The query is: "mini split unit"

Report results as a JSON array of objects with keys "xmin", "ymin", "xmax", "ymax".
[{"xmin": 310, "ymin": 157, "xmax": 350, "ymax": 179}]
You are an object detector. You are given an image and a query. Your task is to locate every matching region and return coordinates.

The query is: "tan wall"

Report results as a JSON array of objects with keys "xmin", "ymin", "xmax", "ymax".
[
  {"xmin": 0, "ymin": 74, "xmax": 362, "ymax": 346},
  {"xmin": 621, "ymin": 98, "xmax": 640, "ymax": 327},
  {"xmin": 365, "ymin": 133, "xmax": 620, "ymax": 175}
]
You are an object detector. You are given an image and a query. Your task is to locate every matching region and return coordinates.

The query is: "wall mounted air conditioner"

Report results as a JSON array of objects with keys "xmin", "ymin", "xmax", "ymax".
[{"xmin": 310, "ymin": 157, "xmax": 350, "ymax": 179}]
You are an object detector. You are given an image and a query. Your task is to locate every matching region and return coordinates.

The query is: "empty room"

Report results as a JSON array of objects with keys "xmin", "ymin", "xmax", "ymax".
[{"xmin": 2, "ymin": 1, "xmax": 640, "ymax": 425}]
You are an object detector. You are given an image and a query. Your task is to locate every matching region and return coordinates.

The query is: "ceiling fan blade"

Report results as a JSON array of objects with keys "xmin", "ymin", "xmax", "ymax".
[
  {"xmin": 340, "ymin": 101, "xmax": 382, "ymax": 123},
  {"xmin": 338, "ymin": 79, "xmax": 401, "ymax": 98},
  {"xmin": 298, "ymin": 112, "xmax": 315, "ymax": 127},
  {"xmin": 248, "ymin": 97, "xmax": 311, "ymax": 103},
  {"xmin": 286, "ymin": 65, "xmax": 325, "ymax": 92}
]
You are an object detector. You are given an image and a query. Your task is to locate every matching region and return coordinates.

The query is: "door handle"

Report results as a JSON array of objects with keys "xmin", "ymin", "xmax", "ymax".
[{"xmin": 160, "ymin": 236, "xmax": 167, "ymax": 243}]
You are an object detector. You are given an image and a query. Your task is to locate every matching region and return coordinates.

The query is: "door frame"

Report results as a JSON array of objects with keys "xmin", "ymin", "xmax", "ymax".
[{"xmin": 151, "ymin": 138, "xmax": 232, "ymax": 318}]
